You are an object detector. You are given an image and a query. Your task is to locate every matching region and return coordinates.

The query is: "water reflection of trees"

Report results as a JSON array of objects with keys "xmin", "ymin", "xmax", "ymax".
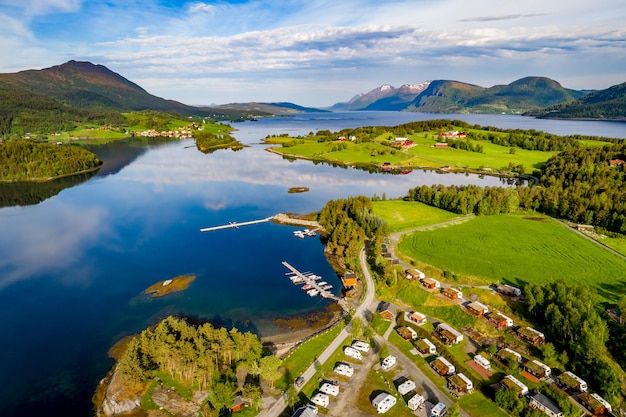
[{"xmin": 0, "ymin": 171, "xmax": 97, "ymax": 208}]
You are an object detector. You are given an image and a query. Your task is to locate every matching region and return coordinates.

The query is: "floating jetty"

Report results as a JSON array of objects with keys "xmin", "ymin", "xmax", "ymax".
[
  {"xmin": 200, "ymin": 216, "xmax": 274, "ymax": 232},
  {"xmin": 282, "ymin": 261, "xmax": 343, "ymax": 305}
]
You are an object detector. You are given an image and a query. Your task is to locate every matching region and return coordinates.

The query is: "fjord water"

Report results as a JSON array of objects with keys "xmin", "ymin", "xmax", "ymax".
[{"xmin": 0, "ymin": 112, "xmax": 624, "ymax": 416}]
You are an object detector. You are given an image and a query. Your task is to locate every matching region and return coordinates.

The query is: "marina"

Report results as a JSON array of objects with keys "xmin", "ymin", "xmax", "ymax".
[
  {"xmin": 199, "ymin": 216, "xmax": 275, "ymax": 232},
  {"xmin": 282, "ymin": 261, "xmax": 347, "ymax": 309}
]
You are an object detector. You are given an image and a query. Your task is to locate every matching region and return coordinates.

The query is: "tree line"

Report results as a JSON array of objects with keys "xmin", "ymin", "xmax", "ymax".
[
  {"xmin": 116, "ymin": 316, "xmax": 278, "ymax": 415},
  {"xmin": 406, "ymin": 143, "xmax": 626, "ymax": 234},
  {"xmin": 0, "ymin": 139, "xmax": 101, "ymax": 181}
]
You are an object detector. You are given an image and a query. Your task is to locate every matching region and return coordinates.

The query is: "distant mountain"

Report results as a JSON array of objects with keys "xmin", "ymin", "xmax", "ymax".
[
  {"xmin": 524, "ymin": 81, "xmax": 626, "ymax": 119},
  {"xmin": 213, "ymin": 102, "xmax": 328, "ymax": 114},
  {"xmin": 406, "ymin": 77, "xmax": 586, "ymax": 114},
  {"xmin": 330, "ymin": 82, "xmax": 430, "ymax": 111},
  {"xmin": 0, "ymin": 60, "xmax": 240, "ymax": 117}
]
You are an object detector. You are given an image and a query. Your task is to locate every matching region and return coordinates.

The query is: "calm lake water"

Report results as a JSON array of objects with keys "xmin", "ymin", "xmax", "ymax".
[{"xmin": 0, "ymin": 112, "xmax": 624, "ymax": 416}]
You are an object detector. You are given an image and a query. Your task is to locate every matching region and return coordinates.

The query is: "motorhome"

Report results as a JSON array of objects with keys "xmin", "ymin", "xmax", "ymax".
[{"xmin": 344, "ymin": 346, "xmax": 363, "ymax": 360}]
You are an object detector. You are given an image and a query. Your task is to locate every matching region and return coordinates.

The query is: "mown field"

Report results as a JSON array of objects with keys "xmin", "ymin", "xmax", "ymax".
[
  {"xmin": 372, "ymin": 200, "xmax": 463, "ymax": 232},
  {"xmin": 265, "ymin": 126, "xmax": 559, "ymax": 174},
  {"xmin": 397, "ymin": 214, "xmax": 626, "ymax": 302}
]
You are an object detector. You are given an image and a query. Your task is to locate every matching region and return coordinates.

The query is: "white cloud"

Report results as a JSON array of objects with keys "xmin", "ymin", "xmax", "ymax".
[{"xmin": 188, "ymin": 2, "xmax": 215, "ymax": 14}]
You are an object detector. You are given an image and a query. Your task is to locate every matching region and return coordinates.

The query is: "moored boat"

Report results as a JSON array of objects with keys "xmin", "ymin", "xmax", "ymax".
[{"xmin": 307, "ymin": 289, "xmax": 319, "ymax": 297}]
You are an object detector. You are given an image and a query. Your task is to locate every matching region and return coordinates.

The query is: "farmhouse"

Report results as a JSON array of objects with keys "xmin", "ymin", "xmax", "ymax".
[
  {"xmin": 556, "ymin": 371, "xmax": 587, "ymax": 392},
  {"xmin": 442, "ymin": 287, "xmax": 462, "ymax": 300},
  {"xmin": 609, "ymin": 158, "xmax": 625, "ymax": 166},
  {"xmin": 434, "ymin": 142, "xmax": 449, "ymax": 149},
  {"xmin": 435, "ymin": 323, "xmax": 464, "ymax": 345},
  {"xmin": 501, "ymin": 375, "xmax": 529, "ymax": 396},
  {"xmin": 421, "ymin": 277, "xmax": 440, "ymax": 289},
  {"xmin": 579, "ymin": 392, "xmax": 612, "ymax": 415},
  {"xmin": 431, "ymin": 356, "xmax": 456, "ymax": 376},
  {"xmin": 405, "ymin": 268, "xmax": 426, "ymax": 280},
  {"xmin": 517, "ymin": 326, "xmax": 546, "ymax": 346},
  {"xmin": 496, "ymin": 284, "xmax": 522, "ymax": 297},
  {"xmin": 496, "ymin": 347, "xmax": 522, "ymax": 366},
  {"xmin": 372, "ymin": 392, "xmax": 396, "ymax": 414},
  {"xmin": 576, "ymin": 224, "xmax": 595, "ymax": 231},
  {"xmin": 486, "ymin": 311, "xmax": 514, "ymax": 329},
  {"xmin": 397, "ymin": 326, "xmax": 418, "ymax": 341},
  {"xmin": 415, "ymin": 338, "xmax": 437, "ymax": 355},
  {"xmin": 405, "ymin": 311, "xmax": 427, "ymax": 326},
  {"xmin": 529, "ymin": 392, "xmax": 563, "ymax": 417},
  {"xmin": 391, "ymin": 138, "xmax": 416, "ymax": 148},
  {"xmin": 466, "ymin": 301, "xmax": 489, "ymax": 316},
  {"xmin": 447, "ymin": 373, "xmax": 474, "ymax": 394},
  {"xmin": 522, "ymin": 359, "xmax": 551, "ymax": 379}
]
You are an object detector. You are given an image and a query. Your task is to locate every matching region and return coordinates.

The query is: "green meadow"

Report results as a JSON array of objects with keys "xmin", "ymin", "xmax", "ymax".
[
  {"xmin": 265, "ymin": 126, "xmax": 559, "ymax": 174},
  {"xmin": 372, "ymin": 200, "xmax": 463, "ymax": 232},
  {"xmin": 397, "ymin": 214, "xmax": 626, "ymax": 302}
]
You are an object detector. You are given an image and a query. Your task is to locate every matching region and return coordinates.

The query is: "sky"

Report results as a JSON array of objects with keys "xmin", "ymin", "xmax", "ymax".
[{"xmin": 0, "ymin": 0, "xmax": 625, "ymax": 107}]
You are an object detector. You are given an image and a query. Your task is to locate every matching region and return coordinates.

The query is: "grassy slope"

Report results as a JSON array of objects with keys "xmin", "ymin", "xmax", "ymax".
[
  {"xmin": 602, "ymin": 237, "xmax": 626, "ymax": 256},
  {"xmin": 372, "ymin": 200, "xmax": 462, "ymax": 232},
  {"xmin": 397, "ymin": 214, "xmax": 626, "ymax": 302},
  {"xmin": 266, "ymin": 127, "xmax": 557, "ymax": 173}
]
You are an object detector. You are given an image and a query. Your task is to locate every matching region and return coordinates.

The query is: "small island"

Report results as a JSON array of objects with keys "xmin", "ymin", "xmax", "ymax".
[
  {"xmin": 287, "ymin": 186, "xmax": 309, "ymax": 194},
  {"xmin": 195, "ymin": 131, "xmax": 245, "ymax": 153},
  {"xmin": 143, "ymin": 275, "xmax": 196, "ymax": 297}
]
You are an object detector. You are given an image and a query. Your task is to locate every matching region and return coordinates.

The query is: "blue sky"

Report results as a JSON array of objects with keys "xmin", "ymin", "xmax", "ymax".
[{"xmin": 0, "ymin": 0, "xmax": 625, "ymax": 106}]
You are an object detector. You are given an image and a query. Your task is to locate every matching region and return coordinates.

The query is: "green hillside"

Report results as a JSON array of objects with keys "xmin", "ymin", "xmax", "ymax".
[
  {"xmin": 526, "ymin": 81, "xmax": 626, "ymax": 119},
  {"xmin": 406, "ymin": 80, "xmax": 485, "ymax": 113}
]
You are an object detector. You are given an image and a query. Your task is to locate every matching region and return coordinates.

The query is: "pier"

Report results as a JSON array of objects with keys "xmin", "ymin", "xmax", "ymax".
[
  {"xmin": 282, "ymin": 261, "xmax": 349, "ymax": 311},
  {"xmin": 200, "ymin": 216, "xmax": 274, "ymax": 232}
]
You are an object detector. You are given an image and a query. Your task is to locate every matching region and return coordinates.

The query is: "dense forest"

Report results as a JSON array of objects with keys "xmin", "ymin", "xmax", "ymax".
[
  {"xmin": 0, "ymin": 139, "xmax": 102, "ymax": 181},
  {"xmin": 406, "ymin": 143, "xmax": 626, "ymax": 234},
  {"xmin": 524, "ymin": 281, "xmax": 624, "ymax": 406},
  {"xmin": 115, "ymin": 316, "xmax": 271, "ymax": 415},
  {"xmin": 0, "ymin": 82, "xmax": 124, "ymax": 138}
]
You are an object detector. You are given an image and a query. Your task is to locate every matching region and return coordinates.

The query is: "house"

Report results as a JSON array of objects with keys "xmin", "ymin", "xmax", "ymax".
[
  {"xmin": 486, "ymin": 311, "xmax": 514, "ymax": 329},
  {"xmin": 435, "ymin": 323, "xmax": 463, "ymax": 345},
  {"xmin": 522, "ymin": 359, "xmax": 551, "ymax": 379},
  {"xmin": 372, "ymin": 392, "xmax": 396, "ymax": 414},
  {"xmin": 378, "ymin": 302, "xmax": 397, "ymax": 321},
  {"xmin": 501, "ymin": 375, "xmax": 529, "ymax": 396},
  {"xmin": 431, "ymin": 356, "xmax": 455, "ymax": 376},
  {"xmin": 447, "ymin": 372, "xmax": 474, "ymax": 394},
  {"xmin": 496, "ymin": 347, "xmax": 522, "ymax": 366},
  {"xmin": 473, "ymin": 354, "xmax": 491, "ymax": 370},
  {"xmin": 576, "ymin": 224, "xmax": 595, "ymax": 231},
  {"xmin": 609, "ymin": 158, "xmax": 625, "ymax": 166},
  {"xmin": 397, "ymin": 326, "xmax": 418, "ymax": 340},
  {"xmin": 231, "ymin": 396, "xmax": 246, "ymax": 413},
  {"xmin": 442, "ymin": 287, "xmax": 462, "ymax": 300},
  {"xmin": 407, "ymin": 394, "xmax": 425, "ymax": 411},
  {"xmin": 434, "ymin": 142, "xmax": 449, "ymax": 149},
  {"xmin": 496, "ymin": 284, "xmax": 522, "ymax": 297},
  {"xmin": 405, "ymin": 268, "xmax": 425, "ymax": 280},
  {"xmin": 342, "ymin": 272, "xmax": 358, "ymax": 287},
  {"xmin": 579, "ymin": 392, "xmax": 612, "ymax": 415},
  {"xmin": 516, "ymin": 326, "xmax": 546, "ymax": 346},
  {"xmin": 398, "ymin": 379, "xmax": 416, "ymax": 395},
  {"xmin": 466, "ymin": 301, "xmax": 489, "ymax": 316},
  {"xmin": 556, "ymin": 371, "xmax": 587, "ymax": 392},
  {"xmin": 529, "ymin": 392, "xmax": 563, "ymax": 417},
  {"xmin": 421, "ymin": 277, "xmax": 440, "ymax": 289},
  {"xmin": 415, "ymin": 338, "xmax": 437, "ymax": 355},
  {"xmin": 405, "ymin": 311, "xmax": 427, "ymax": 326}
]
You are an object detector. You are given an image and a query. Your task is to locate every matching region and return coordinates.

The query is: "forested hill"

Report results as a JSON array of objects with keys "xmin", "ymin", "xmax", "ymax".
[
  {"xmin": 525, "ymin": 81, "xmax": 626, "ymax": 119},
  {"xmin": 0, "ymin": 139, "xmax": 101, "ymax": 181}
]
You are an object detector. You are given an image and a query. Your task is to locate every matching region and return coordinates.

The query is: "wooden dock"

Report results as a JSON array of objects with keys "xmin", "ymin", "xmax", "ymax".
[
  {"xmin": 200, "ymin": 216, "xmax": 274, "ymax": 232},
  {"xmin": 282, "ymin": 261, "xmax": 348, "ymax": 311}
]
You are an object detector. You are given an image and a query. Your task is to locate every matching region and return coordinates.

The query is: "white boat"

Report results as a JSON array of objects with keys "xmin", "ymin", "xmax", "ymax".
[
  {"xmin": 306, "ymin": 274, "xmax": 321, "ymax": 280},
  {"xmin": 307, "ymin": 289, "xmax": 319, "ymax": 297},
  {"xmin": 317, "ymin": 281, "xmax": 327, "ymax": 286},
  {"xmin": 321, "ymin": 284, "xmax": 333, "ymax": 290}
]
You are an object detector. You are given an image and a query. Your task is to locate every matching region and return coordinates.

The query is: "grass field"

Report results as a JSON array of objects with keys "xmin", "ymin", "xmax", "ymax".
[
  {"xmin": 602, "ymin": 236, "xmax": 626, "ymax": 256},
  {"xmin": 265, "ymin": 127, "xmax": 559, "ymax": 174},
  {"xmin": 372, "ymin": 200, "xmax": 463, "ymax": 232},
  {"xmin": 397, "ymin": 214, "xmax": 626, "ymax": 302}
]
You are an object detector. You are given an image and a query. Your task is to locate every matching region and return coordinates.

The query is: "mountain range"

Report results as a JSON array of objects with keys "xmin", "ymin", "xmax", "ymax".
[{"xmin": 331, "ymin": 77, "xmax": 598, "ymax": 115}]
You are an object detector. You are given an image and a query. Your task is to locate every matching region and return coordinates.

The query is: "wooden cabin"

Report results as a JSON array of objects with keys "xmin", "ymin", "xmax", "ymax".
[
  {"xmin": 421, "ymin": 277, "xmax": 440, "ymax": 289},
  {"xmin": 442, "ymin": 287, "xmax": 462, "ymax": 300},
  {"xmin": 486, "ymin": 311, "xmax": 514, "ymax": 329},
  {"xmin": 431, "ymin": 356, "xmax": 455, "ymax": 376},
  {"xmin": 447, "ymin": 373, "xmax": 474, "ymax": 394},
  {"xmin": 516, "ymin": 326, "xmax": 545, "ymax": 346},
  {"xmin": 466, "ymin": 301, "xmax": 489, "ymax": 316},
  {"xmin": 397, "ymin": 326, "xmax": 417, "ymax": 341}
]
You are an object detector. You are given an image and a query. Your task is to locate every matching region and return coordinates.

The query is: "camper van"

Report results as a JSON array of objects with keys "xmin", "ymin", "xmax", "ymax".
[
  {"xmin": 310, "ymin": 393, "xmax": 329, "ymax": 408},
  {"xmin": 430, "ymin": 402, "xmax": 447, "ymax": 417},
  {"xmin": 344, "ymin": 346, "xmax": 363, "ymax": 360},
  {"xmin": 351, "ymin": 340, "xmax": 370, "ymax": 353},
  {"xmin": 372, "ymin": 392, "xmax": 396, "ymax": 414},
  {"xmin": 333, "ymin": 363, "xmax": 353, "ymax": 377},
  {"xmin": 381, "ymin": 355, "xmax": 397, "ymax": 370},
  {"xmin": 319, "ymin": 382, "xmax": 339, "ymax": 397},
  {"xmin": 408, "ymin": 394, "xmax": 425, "ymax": 411},
  {"xmin": 397, "ymin": 379, "xmax": 416, "ymax": 395}
]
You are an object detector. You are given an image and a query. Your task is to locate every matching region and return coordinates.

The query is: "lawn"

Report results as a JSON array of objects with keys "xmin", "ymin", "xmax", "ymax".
[
  {"xmin": 397, "ymin": 214, "xmax": 626, "ymax": 302},
  {"xmin": 372, "ymin": 200, "xmax": 463, "ymax": 233}
]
